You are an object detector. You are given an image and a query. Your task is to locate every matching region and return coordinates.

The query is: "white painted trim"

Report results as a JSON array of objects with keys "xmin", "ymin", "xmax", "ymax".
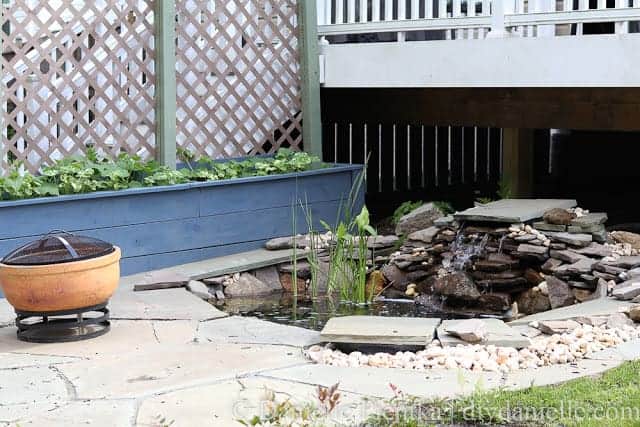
[{"xmin": 321, "ymin": 34, "xmax": 640, "ymax": 87}]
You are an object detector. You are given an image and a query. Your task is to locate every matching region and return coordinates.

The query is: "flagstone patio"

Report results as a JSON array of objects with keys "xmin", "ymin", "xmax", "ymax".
[{"xmin": 1, "ymin": 272, "xmax": 639, "ymax": 426}]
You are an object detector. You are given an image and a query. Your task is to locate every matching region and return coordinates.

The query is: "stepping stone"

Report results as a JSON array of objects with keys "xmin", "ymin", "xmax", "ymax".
[
  {"xmin": 438, "ymin": 318, "xmax": 531, "ymax": 349},
  {"xmin": 509, "ymin": 298, "xmax": 634, "ymax": 325},
  {"xmin": 454, "ymin": 199, "xmax": 576, "ymax": 223},
  {"xmin": 320, "ymin": 316, "xmax": 440, "ymax": 346}
]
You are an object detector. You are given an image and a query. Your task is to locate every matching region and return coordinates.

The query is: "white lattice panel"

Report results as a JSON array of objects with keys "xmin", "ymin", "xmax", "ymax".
[
  {"xmin": 175, "ymin": 0, "xmax": 302, "ymax": 158},
  {"xmin": 1, "ymin": 0, "xmax": 156, "ymax": 173}
]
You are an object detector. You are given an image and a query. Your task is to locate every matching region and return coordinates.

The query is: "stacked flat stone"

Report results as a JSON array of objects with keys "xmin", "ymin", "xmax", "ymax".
[
  {"xmin": 379, "ymin": 205, "xmax": 640, "ymax": 316},
  {"xmin": 306, "ymin": 313, "xmax": 640, "ymax": 373}
]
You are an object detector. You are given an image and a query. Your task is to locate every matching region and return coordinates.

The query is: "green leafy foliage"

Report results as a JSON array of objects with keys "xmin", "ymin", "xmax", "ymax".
[
  {"xmin": 432, "ymin": 200, "xmax": 454, "ymax": 215},
  {"xmin": 392, "ymin": 201, "xmax": 423, "ymax": 225},
  {"xmin": 0, "ymin": 149, "xmax": 320, "ymax": 201}
]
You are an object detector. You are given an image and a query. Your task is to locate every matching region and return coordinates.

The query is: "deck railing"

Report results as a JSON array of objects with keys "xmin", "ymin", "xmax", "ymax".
[{"xmin": 317, "ymin": 0, "xmax": 640, "ymax": 40}]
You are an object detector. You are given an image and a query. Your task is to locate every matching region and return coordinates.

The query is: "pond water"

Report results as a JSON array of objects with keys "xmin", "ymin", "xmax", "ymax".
[{"xmin": 218, "ymin": 292, "xmax": 476, "ymax": 331}]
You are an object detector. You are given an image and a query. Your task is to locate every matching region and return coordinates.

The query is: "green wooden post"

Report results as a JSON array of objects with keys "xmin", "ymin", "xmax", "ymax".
[
  {"xmin": 297, "ymin": 0, "xmax": 323, "ymax": 160},
  {"xmin": 155, "ymin": 0, "xmax": 177, "ymax": 168}
]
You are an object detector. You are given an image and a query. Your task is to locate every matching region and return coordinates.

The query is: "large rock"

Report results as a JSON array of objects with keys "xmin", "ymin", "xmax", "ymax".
[
  {"xmin": 543, "ymin": 208, "xmax": 576, "ymax": 225},
  {"xmin": 279, "ymin": 273, "xmax": 307, "ymax": 294},
  {"xmin": 367, "ymin": 235, "xmax": 400, "ymax": 249},
  {"xmin": 515, "ymin": 244, "xmax": 549, "ymax": 261},
  {"xmin": 602, "ymin": 256, "xmax": 640, "ymax": 269},
  {"xmin": 575, "ymin": 243, "xmax": 614, "ymax": 258},
  {"xmin": 612, "ymin": 282, "xmax": 640, "ymax": 301},
  {"xmin": 224, "ymin": 273, "xmax": 281, "ymax": 297},
  {"xmin": 279, "ymin": 261, "xmax": 311, "ymax": 279},
  {"xmin": 454, "ymin": 199, "xmax": 576, "ymax": 223},
  {"xmin": 606, "ymin": 312, "xmax": 634, "ymax": 329},
  {"xmin": 478, "ymin": 293, "xmax": 511, "ymax": 311},
  {"xmin": 548, "ymin": 232, "xmax": 592, "ymax": 248},
  {"xmin": 432, "ymin": 272, "xmax": 480, "ymax": 302},
  {"xmin": 265, "ymin": 236, "xmax": 310, "ymax": 250},
  {"xmin": 254, "ymin": 266, "xmax": 282, "ymax": 288},
  {"xmin": 546, "ymin": 276, "xmax": 575, "ymax": 308},
  {"xmin": 536, "ymin": 319, "xmax": 580, "ymax": 335},
  {"xmin": 407, "ymin": 226, "xmax": 439, "ymax": 244},
  {"xmin": 572, "ymin": 213, "xmax": 608, "ymax": 227},
  {"xmin": 395, "ymin": 203, "xmax": 444, "ymax": 236},
  {"xmin": 381, "ymin": 264, "xmax": 409, "ymax": 291},
  {"xmin": 186, "ymin": 280, "xmax": 212, "ymax": 300},
  {"xmin": 611, "ymin": 231, "xmax": 640, "ymax": 250},
  {"xmin": 629, "ymin": 306, "xmax": 640, "ymax": 322},
  {"xmin": 549, "ymin": 249, "xmax": 587, "ymax": 264},
  {"xmin": 517, "ymin": 288, "xmax": 551, "ymax": 315},
  {"xmin": 444, "ymin": 319, "xmax": 487, "ymax": 343}
]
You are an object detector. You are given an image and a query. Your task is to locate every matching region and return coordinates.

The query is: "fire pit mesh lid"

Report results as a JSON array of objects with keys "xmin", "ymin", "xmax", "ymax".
[{"xmin": 2, "ymin": 231, "xmax": 115, "ymax": 266}]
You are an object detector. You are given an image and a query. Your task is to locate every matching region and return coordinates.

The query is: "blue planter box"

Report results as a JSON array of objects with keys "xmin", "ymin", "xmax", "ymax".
[{"xmin": 0, "ymin": 164, "xmax": 363, "ymax": 279}]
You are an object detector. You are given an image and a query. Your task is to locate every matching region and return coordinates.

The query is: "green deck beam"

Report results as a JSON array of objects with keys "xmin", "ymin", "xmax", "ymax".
[
  {"xmin": 297, "ymin": 0, "xmax": 323, "ymax": 160},
  {"xmin": 155, "ymin": 0, "xmax": 177, "ymax": 168}
]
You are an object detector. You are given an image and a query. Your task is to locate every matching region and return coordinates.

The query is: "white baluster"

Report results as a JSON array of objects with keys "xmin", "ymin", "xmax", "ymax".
[
  {"xmin": 616, "ymin": 0, "xmax": 629, "ymax": 34},
  {"xmin": 398, "ymin": 0, "xmax": 407, "ymax": 42},
  {"xmin": 426, "ymin": 0, "xmax": 434, "ymax": 18},
  {"xmin": 439, "ymin": 0, "xmax": 451, "ymax": 39},
  {"xmin": 399, "ymin": 0, "xmax": 407, "ymax": 19},
  {"xmin": 347, "ymin": 0, "xmax": 356, "ymax": 22},
  {"xmin": 317, "ymin": 0, "xmax": 326, "ymax": 25},
  {"xmin": 336, "ymin": 0, "xmax": 344, "ymax": 23},
  {"xmin": 577, "ymin": 0, "xmax": 588, "ymax": 35},
  {"xmin": 597, "ymin": 0, "xmax": 606, "ymax": 8},
  {"xmin": 359, "ymin": 0, "xmax": 368, "ymax": 21},
  {"xmin": 488, "ymin": 0, "xmax": 508, "ymax": 37},
  {"xmin": 412, "ymin": 0, "xmax": 420, "ymax": 18},
  {"xmin": 324, "ymin": 0, "xmax": 333, "ymax": 25},
  {"xmin": 482, "ymin": 0, "xmax": 490, "ymax": 16},
  {"xmin": 537, "ymin": 0, "xmax": 555, "ymax": 36},
  {"xmin": 468, "ymin": 0, "xmax": 476, "ymax": 39},
  {"xmin": 453, "ymin": 0, "xmax": 462, "ymax": 39},
  {"xmin": 372, "ymin": 0, "xmax": 381, "ymax": 20},
  {"xmin": 385, "ymin": 0, "xmax": 393, "ymax": 20}
]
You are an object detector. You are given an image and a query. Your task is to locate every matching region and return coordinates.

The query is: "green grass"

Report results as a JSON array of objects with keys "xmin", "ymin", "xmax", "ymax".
[{"xmin": 365, "ymin": 360, "xmax": 640, "ymax": 427}]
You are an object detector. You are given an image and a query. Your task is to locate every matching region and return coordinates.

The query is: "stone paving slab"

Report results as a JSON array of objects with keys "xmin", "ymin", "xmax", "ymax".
[
  {"xmin": 137, "ymin": 377, "xmax": 364, "ymax": 427},
  {"xmin": 509, "ymin": 299, "xmax": 636, "ymax": 325},
  {"xmin": 0, "ymin": 352, "xmax": 80, "ymax": 369},
  {"xmin": 438, "ymin": 319, "xmax": 531, "ymax": 348},
  {"xmin": 197, "ymin": 316, "xmax": 322, "ymax": 348},
  {"xmin": 320, "ymin": 316, "xmax": 440, "ymax": 346},
  {"xmin": 110, "ymin": 287, "xmax": 227, "ymax": 321},
  {"xmin": 0, "ymin": 299, "xmax": 13, "ymax": 327},
  {"xmin": 454, "ymin": 199, "xmax": 577, "ymax": 223},
  {"xmin": 261, "ymin": 364, "xmax": 503, "ymax": 399},
  {"xmin": 0, "ymin": 320, "xmax": 159, "ymax": 358},
  {"xmin": 153, "ymin": 320, "xmax": 199, "ymax": 345},
  {"xmin": 121, "ymin": 248, "xmax": 309, "ymax": 285},
  {"xmin": 13, "ymin": 399, "xmax": 137, "ymax": 427},
  {"xmin": 56, "ymin": 343, "xmax": 306, "ymax": 400},
  {"xmin": 0, "ymin": 366, "xmax": 68, "ymax": 423},
  {"xmin": 586, "ymin": 339, "xmax": 640, "ymax": 362}
]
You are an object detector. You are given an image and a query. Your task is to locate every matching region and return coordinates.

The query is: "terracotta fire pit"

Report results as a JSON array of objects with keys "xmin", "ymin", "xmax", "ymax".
[{"xmin": 0, "ymin": 232, "xmax": 121, "ymax": 342}]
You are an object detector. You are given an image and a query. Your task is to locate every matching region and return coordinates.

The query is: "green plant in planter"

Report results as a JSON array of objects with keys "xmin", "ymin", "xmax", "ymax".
[{"xmin": 0, "ymin": 148, "xmax": 321, "ymax": 201}]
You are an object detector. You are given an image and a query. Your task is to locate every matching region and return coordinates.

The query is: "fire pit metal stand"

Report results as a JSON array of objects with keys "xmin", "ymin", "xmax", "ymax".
[{"xmin": 15, "ymin": 302, "xmax": 111, "ymax": 343}]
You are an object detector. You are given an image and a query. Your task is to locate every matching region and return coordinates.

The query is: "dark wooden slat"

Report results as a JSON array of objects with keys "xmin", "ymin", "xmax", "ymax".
[{"xmin": 322, "ymin": 88, "xmax": 640, "ymax": 131}]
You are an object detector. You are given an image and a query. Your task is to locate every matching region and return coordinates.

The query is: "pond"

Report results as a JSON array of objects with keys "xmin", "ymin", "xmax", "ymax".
[{"xmin": 217, "ymin": 292, "xmax": 486, "ymax": 331}]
